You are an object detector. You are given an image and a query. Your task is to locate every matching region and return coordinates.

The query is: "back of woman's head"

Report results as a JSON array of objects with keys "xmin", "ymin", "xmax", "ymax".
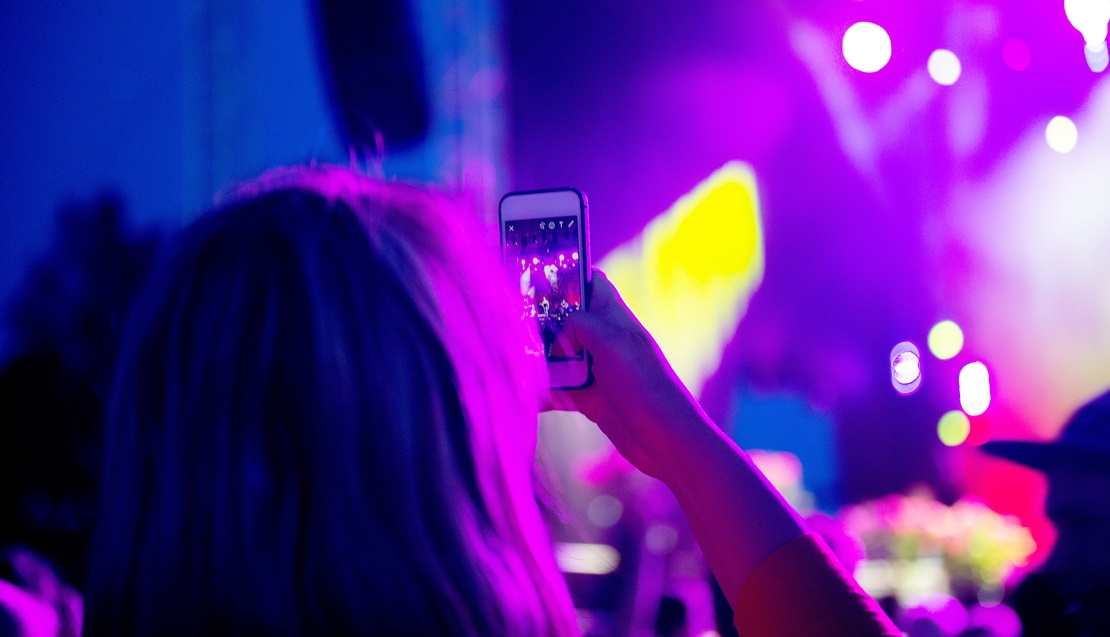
[{"xmin": 85, "ymin": 166, "xmax": 576, "ymax": 636}]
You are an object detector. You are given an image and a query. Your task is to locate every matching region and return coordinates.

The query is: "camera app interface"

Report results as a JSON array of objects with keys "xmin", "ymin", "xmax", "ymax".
[{"xmin": 504, "ymin": 216, "xmax": 584, "ymax": 361}]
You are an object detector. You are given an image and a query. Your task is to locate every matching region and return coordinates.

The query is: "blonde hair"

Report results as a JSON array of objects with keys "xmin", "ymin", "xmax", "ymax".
[{"xmin": 87, "ymin": 166, "xmax": 576, "ymax": 636}]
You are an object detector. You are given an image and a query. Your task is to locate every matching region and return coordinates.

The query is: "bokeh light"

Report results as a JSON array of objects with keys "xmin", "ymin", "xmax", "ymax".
[
  {"xmin": 1002, "ymin": 38, "xmax": 1031, "ymax": 71},
  {"xmin": 927, "ymin": 49, "xmax": 962, "ymax": 85},
  {"xmin": 1085, "ymin": 44, "xmax": 1110, "ymax": 72},
  {"xmin": 843, "ymin": 22, "xmax": 892, "ymax": 73},
  {"xmin": 644, "ymin": 524, "xmax": 679, "ymax": 555},
  {"xmin": 893, "ymin": 351, "xmax": 920, "ymax": 384},
  {"xmin": 1064, "ymin": 0, "xmax": 1110, "ymax": 53},
  {"xmin": 1045, "ymin": 116, "xmax": 1079, "ymax": 153},
  {"xmin": 966, "ymin": 412, "xmax": 993, "ymax": 447},
  {"xmin": 890, "ymin": 341, "xmax": 922, "ymax": 395},
  {"xmin": 937, "ymin": 410, "xmax": 971, "ymax": 446},
  {"xmin": 555, "ymin": 543, "xmax": 620, "ymax": 575},
  {"xmin": 586, "ymin": 495, "xmax": 623, "ymax": 529},
  {"xmin": 959, "ymin": 362, "xmax": 991, "ymax": 416},
  {"xmin": 928, "ymin": 320, "xmax": 964, "ymax": 360}
]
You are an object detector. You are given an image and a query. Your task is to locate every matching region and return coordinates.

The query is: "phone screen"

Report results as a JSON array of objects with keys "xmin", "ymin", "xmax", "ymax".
[{"xmin": 503, "ymin": 215, "xmax": 584, "ymax": 361}]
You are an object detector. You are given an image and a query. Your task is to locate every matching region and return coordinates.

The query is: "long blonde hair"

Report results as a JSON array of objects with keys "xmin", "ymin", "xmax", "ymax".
[{"xmin": 86, "ymin": 166, "xmax": 577, "ymax": 636}]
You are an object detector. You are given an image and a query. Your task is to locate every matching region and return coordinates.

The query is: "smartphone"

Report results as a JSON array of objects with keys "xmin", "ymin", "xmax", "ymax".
[{"xmin": 499, "ymin": 188, "xmax": 592, "ymax": 389}]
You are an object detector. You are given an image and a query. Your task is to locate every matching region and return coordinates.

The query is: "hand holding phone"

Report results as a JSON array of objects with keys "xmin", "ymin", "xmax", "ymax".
[{"xmin": 499, "ymin": 188, "xmax": 592, "ymax": 389}]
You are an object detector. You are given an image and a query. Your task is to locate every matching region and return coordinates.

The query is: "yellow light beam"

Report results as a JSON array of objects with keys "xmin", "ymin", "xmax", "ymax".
[{"xmin": 600, "ymin": 162, "xmax": 765, "ymax": 396}]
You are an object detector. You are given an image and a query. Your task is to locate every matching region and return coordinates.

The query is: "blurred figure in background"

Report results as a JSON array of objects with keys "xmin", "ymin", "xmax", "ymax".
[
  {"xmin": 0, "ymin": 195, "xmax": 160, "ymax": 637},
  {"xmin": 982, "ymin": 389, "xmax": 1110, "ymax": 637}
]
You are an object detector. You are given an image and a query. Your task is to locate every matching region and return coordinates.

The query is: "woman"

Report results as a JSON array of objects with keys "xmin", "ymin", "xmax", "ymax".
[{"xmin": 85, "ymin": 165, "xmax": 897, "ymax": 636}]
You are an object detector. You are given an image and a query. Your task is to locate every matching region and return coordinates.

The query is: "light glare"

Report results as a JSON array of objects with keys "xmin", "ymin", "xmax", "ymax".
[
  {"xmin": 928, "ymin": 49, "xmax": 962, "ymax": 85},
  {"xmin": 1046, "ymin": 116, "xmax": 1079, "ymax": 153},
  {"xmin": 891, "ymin": 341, "xmax": 922, "ymax": 395},
  {"xmin": 938, "ymin": 410, "xmax": 971, "ymax": 446},
  {"xmin": 959, "ymin": 362, "xmax": 991, "ymax": 416},
  {"xmin": 586, "ymin": 495, "xmax": 623, "ymax": 529},
  {"xmin": 1065, "ymin": 0, "xmax": 1110, "ymax": 49},
  {"xmin": 1086, "ymin": 44, "xmax": 1110, "ymax": 72},
  {"xmin": 843, "ymin": 22, "xmax": 893, "ymax": 73},
  {"xmin": 893, "ymin": 352, "xmax": 921, "ymax": 384},
  {"xmin": 555, "ymin": 543, "xmax": 621, "ymax": 575},
  {"xmin": 928, "ymin": 320, "xmax": 964, "ymax": 360}
]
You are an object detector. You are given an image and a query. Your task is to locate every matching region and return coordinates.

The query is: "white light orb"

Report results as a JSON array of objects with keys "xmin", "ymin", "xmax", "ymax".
[
  {"xmin": 1045, "ymin": 116, "xmax": 1079, "ymax": 153},
  {"xmin": 893, "ymin": 351, "xmax": 921, "ymax": 385},
  {"xmin": 843, "ymin": 22, "xmax": 893, "ymax": 73},
  {"xmin": 890, "ymin": 341, "xmax": 922, "ymax": 395},
  {"xmin": 928, "ymin": 49, "xmax": 962, "ymax": 85},
  {"xmin": 1086, "ymin": 43, "xmax": 1110, "ymax": 72},
  {"xmin": 1065, "ymin": 0, "xmax": 1110, "ymax": 50},
  {"xmin": 959, "ymin": 362, "xmax": 991, "ymax": 416}
]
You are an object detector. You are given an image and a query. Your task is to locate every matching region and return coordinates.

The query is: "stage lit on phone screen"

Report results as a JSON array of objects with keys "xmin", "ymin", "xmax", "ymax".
[{"xmin": 503, "ymin": 216, "xmax": 584, "ymax": 361}]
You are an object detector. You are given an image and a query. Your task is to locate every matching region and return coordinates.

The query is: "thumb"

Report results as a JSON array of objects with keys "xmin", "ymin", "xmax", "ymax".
[
  {"xmin": 586, "ymin": 268, "xmax": 622, "ymax": 313},
  {"xmin": 555, "ymin": 303, "xmax": 611, "ymax": 358},
  {"xmin": 558, "ymin": 268, "xmax": 625, "ymax": 350}
]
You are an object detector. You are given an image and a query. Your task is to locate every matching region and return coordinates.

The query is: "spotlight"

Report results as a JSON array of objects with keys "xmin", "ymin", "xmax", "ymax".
[
  {"xmin": 843, "ymin": 22, "xmax": 893, "ymax": 73},
  {"xmin": 928, "ymin": 49, "xmax": 962, "ymax": 85},
  {"xmin": 1045, "ymin": 116, "xmax": 1079, "ymax": 153},
  {"xmin": 959, "ymin": 362, "xmax": 991, "ymax": 416},
  {"xmin": 891, "ymin": 341, "xmax": 922, "ymax": 395},
  {"xmin": 1065, "ymin": 0, "xmax": 1110, "ymax": 71}
]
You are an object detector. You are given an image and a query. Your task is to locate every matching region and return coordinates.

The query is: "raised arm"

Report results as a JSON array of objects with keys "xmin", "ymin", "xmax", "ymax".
[{"xmin": 552, "ymin": 271, "xmax": 900, "ymax": 636}]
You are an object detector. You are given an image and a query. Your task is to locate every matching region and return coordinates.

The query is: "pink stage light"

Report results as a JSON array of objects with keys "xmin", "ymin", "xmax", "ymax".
[
  {"xmin": 966, "ymin": 412, "xmax": 993, "ymax": 447},
  {"xmin": 1002, "ymin": 37, "xmax": 1032, "ymax": 71}
]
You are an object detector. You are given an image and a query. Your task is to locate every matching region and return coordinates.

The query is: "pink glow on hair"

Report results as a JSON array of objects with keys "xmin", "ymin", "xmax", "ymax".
[
  {"xmin": 0, "ymin": 579, "xmax": 61, "ymax": 637},
  {"xmin": 95, "ymin": 164, "xmax": 576, "ymax": 635},
  {"xmin": 247, "ymin": 165, "xmax": 576, "ymax": 634}
]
